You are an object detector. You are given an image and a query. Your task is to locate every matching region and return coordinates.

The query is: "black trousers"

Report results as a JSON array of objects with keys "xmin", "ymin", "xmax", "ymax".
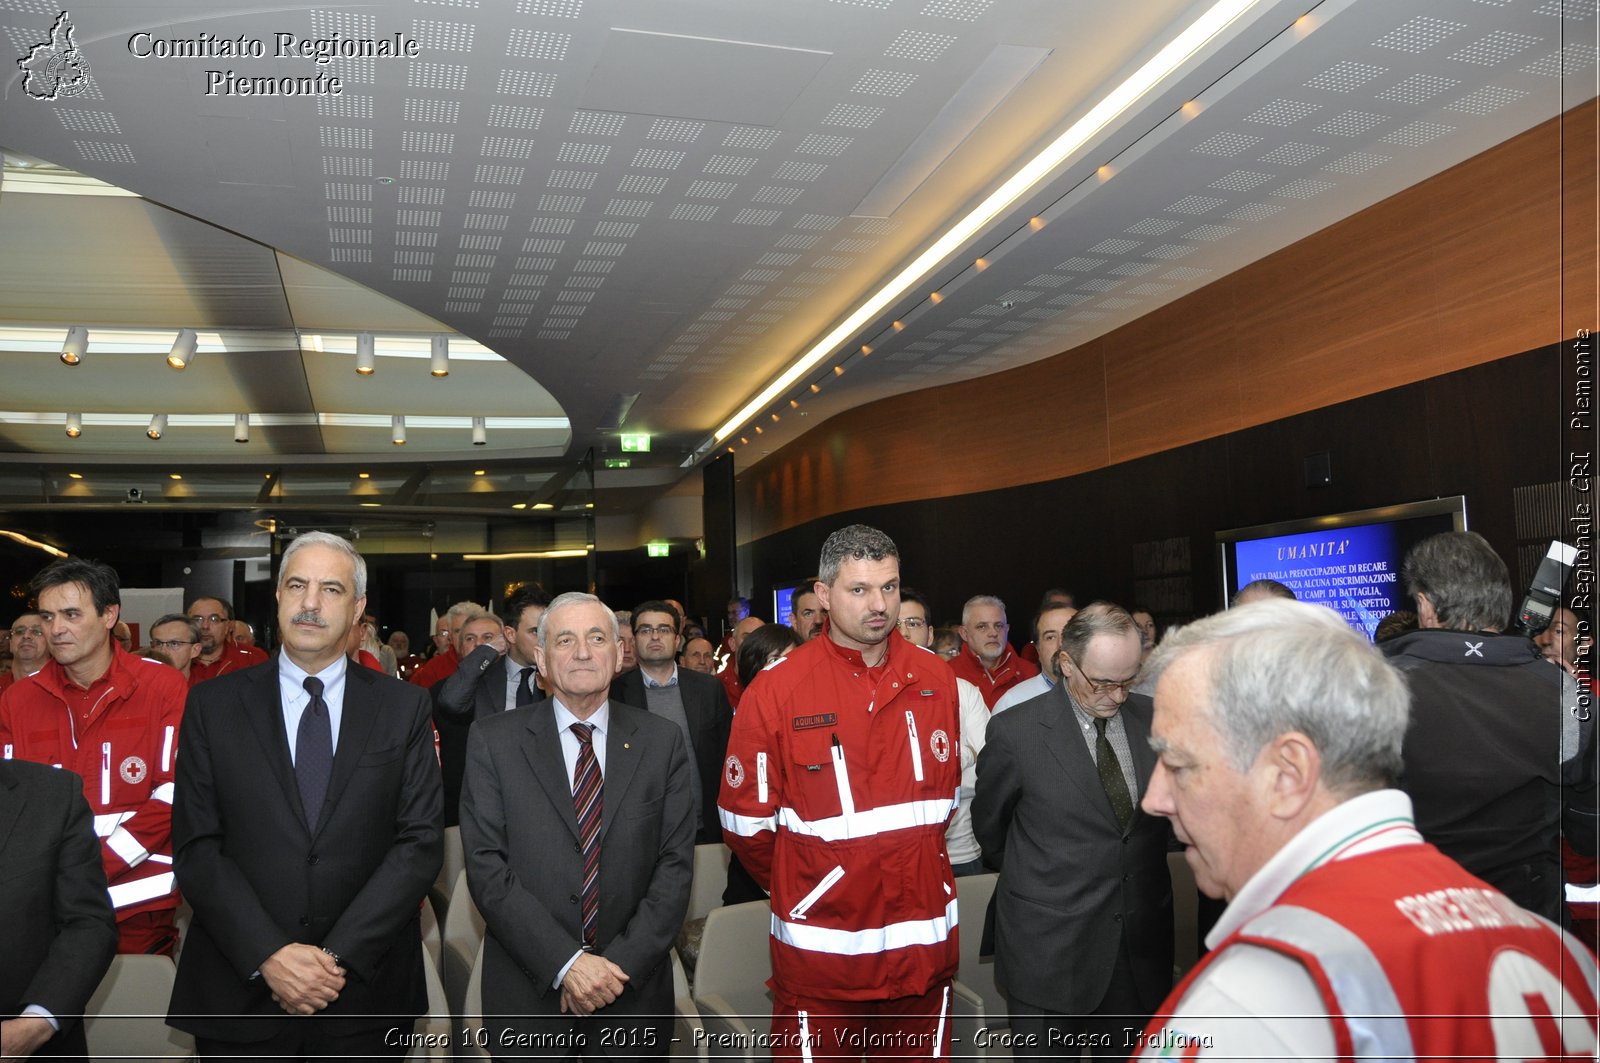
[{"xmin": 1007, "ymin": 934, "xmax": 1151, "ymax": 1060}]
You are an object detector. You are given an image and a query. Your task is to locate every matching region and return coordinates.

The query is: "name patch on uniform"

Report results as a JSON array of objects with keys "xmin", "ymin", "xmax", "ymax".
[{"xmin": 792, "ymin": 713, "xmax": 837, "ymax": 731}]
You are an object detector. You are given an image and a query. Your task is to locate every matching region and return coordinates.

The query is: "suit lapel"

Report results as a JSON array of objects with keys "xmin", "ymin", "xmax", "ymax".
[
  {"xmin": 0, "ymin": 770, "xmax": 22, "ymax": 855},
  {"xmin": 244, "ymin": 660, "xmax": 306, "ymax": 828},
  {"xmin": 316, "ymin": 665, "xmax": 379, "ymax": 836},
  {"xmin": 522, "ymin": 705, "xmax": 580, "ymax": 841},
  {"xmin": 599, "ymin": 708, "xmax": 641, "ymax": 844},
  {"xmin": 1121, "ymin": 697, "xmax": 1157, "ymax": 812}
]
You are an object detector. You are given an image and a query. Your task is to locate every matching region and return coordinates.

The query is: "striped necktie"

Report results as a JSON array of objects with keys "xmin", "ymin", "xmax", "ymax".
[{"xmin": 571, "ymin": 722, "xmax": 602, "ymax": 947}]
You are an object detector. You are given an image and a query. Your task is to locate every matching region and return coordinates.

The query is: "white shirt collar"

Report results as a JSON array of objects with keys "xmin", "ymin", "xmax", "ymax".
[
  {"xmin": 552, "ymin": 697, "xmax": 610, "ymax": 737},
  {"xmin": 1206, "ymin": 788, "xmax": 1422, "ymax": 948},
  {"xmin": 641, "ymin": 663, "xmax": 679, "ymax": 689}
]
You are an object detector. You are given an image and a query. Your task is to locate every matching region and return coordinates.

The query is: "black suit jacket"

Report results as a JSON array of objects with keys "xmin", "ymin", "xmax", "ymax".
[
  {"xmin": 432, "ymin": 646, "xmax": 541, "ymax": 826},
  {"xmin": 0, "ymin": 762, "xmax": 117, "ymax": 1057},
  {"xmin": 972, "ymin": 688, "xmax": 1174, "ymax": 1015},
  {"xmin": 460, "ymin": 699, "xmax": 694, "ymax": 1040},
  {"xmin": 168, "ymin": 658, "xmax": 443, "ymax": 1041},
  {"xmin": 610, "ymin": 667, "xmax": 733, "ymax": 843}
]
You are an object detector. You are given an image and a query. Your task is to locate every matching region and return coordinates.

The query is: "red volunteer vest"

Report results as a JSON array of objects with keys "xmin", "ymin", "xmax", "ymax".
[{"xmin": 1146, "ymin": 844, "xmax": 1598, "ymax": 1061}]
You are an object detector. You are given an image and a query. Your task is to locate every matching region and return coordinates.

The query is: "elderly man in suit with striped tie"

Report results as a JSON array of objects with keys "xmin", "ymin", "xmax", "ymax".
[{"xmin": 460, "ymin": 591, "xmax": 695, "ymax": 1059}]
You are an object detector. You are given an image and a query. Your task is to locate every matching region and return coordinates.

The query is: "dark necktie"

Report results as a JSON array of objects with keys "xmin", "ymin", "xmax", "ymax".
[
  {"xmin": 516, "ymin": 666, "xmax": 536, "ymax": 707},
  {"xmin": 296, "ymin": 676, "xmax": 334, "ymax": 829},
  {"xmin": 571, "ymin": 722, "xmax": 602, "ymax": 947},
  {"xmin": 1094, "ymin": 716, "xmax": 1133, "ymax": 832}
]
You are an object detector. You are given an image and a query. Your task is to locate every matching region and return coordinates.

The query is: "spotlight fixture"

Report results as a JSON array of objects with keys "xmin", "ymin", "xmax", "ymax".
[
  {"xmin": 355, "ymin": 332, "xmax": 375, "ymax": 375},
  {"xmin": 471, "ymin": 415, "xmax": 487, "ymax": 446},
  {"xmin": 391, "ymin": 415, "xmax": 406, "ymax": 445},
  {"xmin": 147, "ymin": 413, "xmax": 168, "ymax": 439},
  {"xmin": 60, "ymin": 326, "xmax": 87, "ymax": 366},
  {"xmin": 430, "ymin": 335, "xmax": 449, "ymax": 378},
  {"xmin": 234, "ymin": 413, "xmax": 250, "ymax": 443},
  {"xmin": 64, "ymin": 412, "xmax": 82, "ymax": 438},
  {"xmin": 167, "ymin": 328, "xmax": 197, "ymax": 370}
]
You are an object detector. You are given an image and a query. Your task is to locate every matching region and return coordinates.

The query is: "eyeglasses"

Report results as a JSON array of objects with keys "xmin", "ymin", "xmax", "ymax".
[
  {"xmin": 1065, "ymin": 654, "xmax": 1138, "ymax": 696},
  {"xmin": 150, "ymin": 638, "xmax": 197, "ymax": 650},
  {"xmin": 634, "ymin": 623, "xmax": 676, "ymax": 637},
  {"xmin": 10, "ymin": 626, "xmax": 44, "ymax": 638},
  {"xmin": 896, "ymin": 618, "xmax": 927, "ymax": 630},
  {"xmin": 190, "ymin": 614, "xmax": 227, "ymax": 625},
  {"xmin": 936, "ymin": 647, "xmax": 960, "ymax": 658}
]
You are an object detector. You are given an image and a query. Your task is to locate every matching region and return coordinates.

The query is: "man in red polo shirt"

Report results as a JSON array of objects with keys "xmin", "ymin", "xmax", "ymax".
[
  {"xmin": 186, "ymin": 596, "xmax": 267, "ymax": 686},
  {"xmin": 949, "ymin": 594, "xmax": 1038, "ymax": 710},
  {"xmin": 1, "ymin": 611, "xmax": 48, "ymax": 691}
]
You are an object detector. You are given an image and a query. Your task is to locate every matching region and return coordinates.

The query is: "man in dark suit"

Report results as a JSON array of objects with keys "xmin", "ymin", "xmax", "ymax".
[
  {"xmin": 433, "ymin": 588, "xmax": 551, "ymax": 826},
  {"xmin": 460, "ymin": 591, "xmax": 694, "ymax": 1058},
  {"xmin": 1, "ymin": 761, "xmax": 117, "ymax": 1060},
  {"xmin": 973, "ymin": 602, "xmax": 1174, "ymax": 1058},
  {"xmin": 168, "ymin": 531, "xmax": 443, "ymax": 1060},
  {"xmin": 610, "ymin": 600, "xmax": 732, "ymax": 844}
]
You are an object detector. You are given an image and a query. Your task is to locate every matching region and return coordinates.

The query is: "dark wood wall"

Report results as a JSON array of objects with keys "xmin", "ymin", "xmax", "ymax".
[
  {"xmin": 739, "ymin": 99, "xmax": 1596, "ymax": 544},
  {"xmin": 745, "ymin": 344, "xmax": 1561, "ymax": 632}
]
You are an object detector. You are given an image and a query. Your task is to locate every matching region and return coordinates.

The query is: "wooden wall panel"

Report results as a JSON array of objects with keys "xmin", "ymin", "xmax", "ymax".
[{"xmin": 740, "ymin": 99, "xmax": 1597, "ymax": 542}]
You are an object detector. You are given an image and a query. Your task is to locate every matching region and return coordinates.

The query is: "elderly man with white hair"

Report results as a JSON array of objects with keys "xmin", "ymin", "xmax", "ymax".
[{"xmin": 1135, "ymin": 599, "xmax": 1597, "ymax": 1060}]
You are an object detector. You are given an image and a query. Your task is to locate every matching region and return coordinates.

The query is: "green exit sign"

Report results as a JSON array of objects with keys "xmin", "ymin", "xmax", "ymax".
[
  {"xmin": 646, "ymin": 541, "xmax": 670, "ymax": 558},
  {"xmin": 620, "ymin": 433, "xmax": 652, "ymax": 453},
  {"xmin": 603, "ymin": 457, "xmax": 631, "ymax": 469}
]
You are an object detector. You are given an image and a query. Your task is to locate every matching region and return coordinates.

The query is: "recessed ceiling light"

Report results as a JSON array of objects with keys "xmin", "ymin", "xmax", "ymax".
[
  {"xmin": 473, "ymin": 469, "xmax": 486, "ymax": 476},
  {"xmin": 169, "ymin": 473, "xmax": 182, "ymax": 480},
  {"xmin": 67, "ymin": 472, "xmax": 83, "ymax": 479},
  {"xmin": 358, "ymin": 472, "xmax": 370, "ymax": 479},
  {"xmin": 532, "ymin": 502, "xmax": 554, "ymax": 510},
  {"xmin": 512, "ymin": 502, "xmax": 527, "ymax": 510}
]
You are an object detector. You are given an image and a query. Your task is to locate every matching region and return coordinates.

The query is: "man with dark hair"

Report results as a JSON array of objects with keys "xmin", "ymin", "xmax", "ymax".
[
  {"xmin": 0, "ymin": 760, "xmax": 118, "ymax": 1060},
  {"xmin": 952, "ymin": 594, "xmax": 1039, "ymax": 710},
  {"xmin": 1231, "ymin": 578, "xmax": 1296, "ymax": 607},
  {"xmin": 680, "ymin": 636, "xmax": 716, "ymax": 674},
  {"xmin": 0, "ymin": 558, "xmax": 188, "ymax": 956},
  {"xmin": 974, "ymin": 602, "xmax": 1174, "ymax": 1056},
  {"xmin": 1382, "ymin": 530, "xmax": 1597, "ymax": 922},
  {"xmin": 612, "ymin": 600, "xmax": 733, "ymax": 843},
  {"xmin": 0, "ymin": 612, "xmax": 47, "ymax": 692},
  {"xmin": 789, "ymin": 581, "xmax": 824, "ymax": 642},
  {"xmin": 170, "ymin": 531, "xmax": 442, "ymax": 1059},
  {"xmin": 186, "ymin": 595, "xmax": 267, "ymax": 686},
  {"xmin": 993, "ymin": 602, "xmax": 1078, "ymax": 714},
  {"xmin": 148, "ymin": 613, "xmax": 202, "ymax": 682},
  {"xmin": 1137, "ymin": 599, "xmax": 1598, "ymax": 1058},
  {"xmin": 720, "ymin": 525, "xmax": 962, "ymax": 1058}
]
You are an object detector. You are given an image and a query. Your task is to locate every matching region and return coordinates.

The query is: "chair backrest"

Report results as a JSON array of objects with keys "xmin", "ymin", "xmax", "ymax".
[
  {"xmin": 1168, "ymin": 850, "xmax": 1200, "ymax": 975},
  {"xmin": 953, "ymin": 872, "xmax": 1005, "ymax": 1026},
  {"xmin": 83, "ymin": 954, "xmax": 194, "ymax": 1063},
  {"xmin": 459, "ymin": 940, "xmax": 490, "ymax": 1060},
  {"xmin": 687, "ymin": 843, "xmax": 732, "ymax": 921},
  {"xmin": 441, "ymin": 867, "xmax": 485, "ymax": 950},
  {"xmin": 407, "ymin": 951, "xmax": 452, "ymax": 1062},
  {"xmin": 692, "ymin": 898, "xmax": 771, "ymax": 999},
  {"xmin": 441, "ymin": 867, "xmax": 486, "ymax": 1018},
  {"xmin": 420, "ymin": 894, "xmax": 442, "ymax": 968},
  {"xmin": 437, "ymin": 825, "xmax": 465, "ymax": 901}
]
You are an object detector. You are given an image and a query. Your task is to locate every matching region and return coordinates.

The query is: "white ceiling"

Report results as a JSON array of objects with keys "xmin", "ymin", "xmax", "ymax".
[{"xmin": 0, "ymin": 0, "xmax": 1593, "ymax": 522}]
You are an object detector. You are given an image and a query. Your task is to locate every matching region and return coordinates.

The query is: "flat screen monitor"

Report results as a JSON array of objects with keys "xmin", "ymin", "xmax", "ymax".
[
  {"xmin": 1217, "ymin": 496, "xmax": 1468, "ymax": 639},
  {"xmin": 773, "ymin": 584, "xmax": 797, "ymax": 628}
]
